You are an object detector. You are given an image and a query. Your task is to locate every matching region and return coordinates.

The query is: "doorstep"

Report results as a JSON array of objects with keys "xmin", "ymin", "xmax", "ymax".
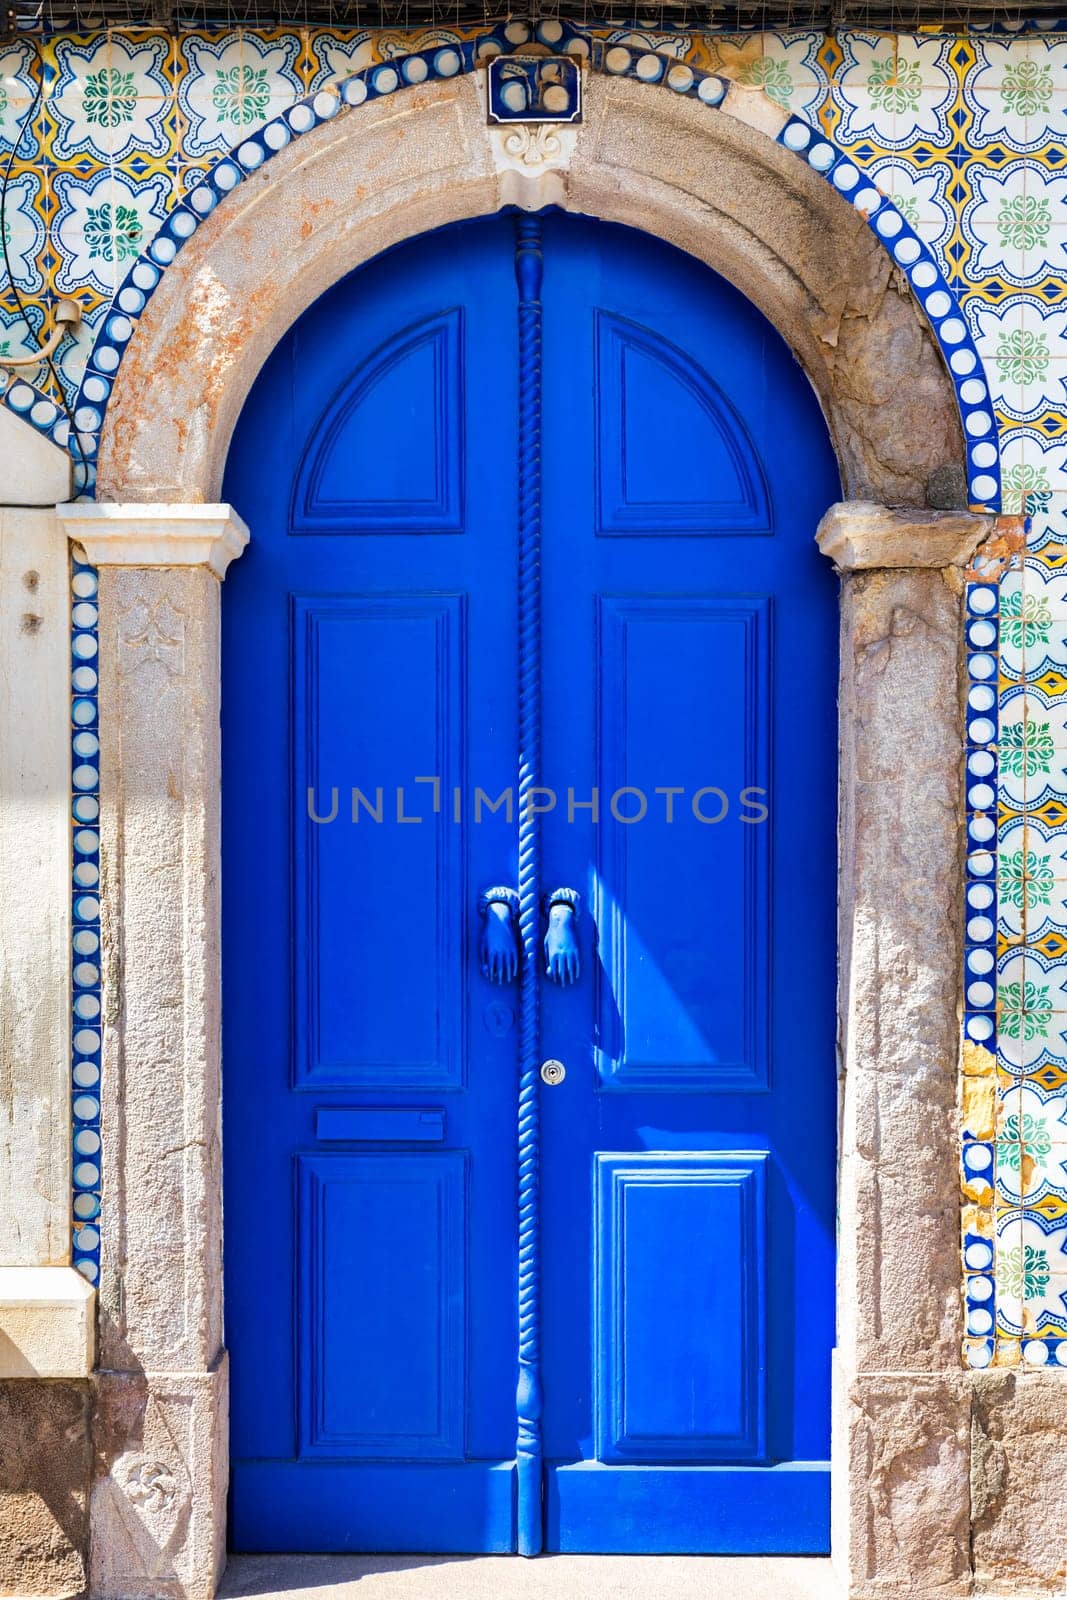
[{"xmin": 219, "ymin": 1554, "xmax": 838, "ymax": 1600}]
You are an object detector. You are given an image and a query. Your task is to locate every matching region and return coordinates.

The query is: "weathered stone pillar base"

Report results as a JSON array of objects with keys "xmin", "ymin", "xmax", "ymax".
[
  {"xmin": 832, "ymin": 1363, "xmax": 1067, "ymax": 1598},
  {"xmin": 89, "ymin": 1360, "xmax": 228, "ymax": 1600},
  {"xmin": 0, "ymin": 1378, "xmax": 91, "ymax": 1598},
  {"xmin": 832, "ymin": 1366, "xmax": 972, "ymax": 1597}
]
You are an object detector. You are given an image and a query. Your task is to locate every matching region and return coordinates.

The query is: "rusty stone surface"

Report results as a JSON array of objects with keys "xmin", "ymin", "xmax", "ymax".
[
  {"xmin": 964, "ymin": 514, "xmax": 1027, "ymax": 584},
  {"xmin": 0, "ymin": 1378, "xmax": 90, "ymax": 1597}
]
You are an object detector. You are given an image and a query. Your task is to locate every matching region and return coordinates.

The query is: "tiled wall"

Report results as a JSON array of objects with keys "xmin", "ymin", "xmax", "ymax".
[{"xmin": 1, "ymin": 22, "xmax": 1064, "ymax": 1363}]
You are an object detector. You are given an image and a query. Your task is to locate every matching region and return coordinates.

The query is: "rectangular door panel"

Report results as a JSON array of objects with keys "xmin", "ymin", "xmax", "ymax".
[
  {"xmin": 545, "ymin": 1462, "xmax": 829, "ymax": 1555},
  {"xmin": 594, "ymin": 596, "xmax": 770, "ymax": 1092},
  {"xmin": 595, "ymin": 1153, "xmax": 767, "ymax": 1463},
  {"xmin": 297, "ymin": 1151, "xmax": 467, "ymax": 1459},
  {"xmin": 233, "ymin": 1461, "xmax": 516, "ymax": 1553},
  {"xmin": 292, "ymin": 593, "xmax": 466, "ymax": 1089}
]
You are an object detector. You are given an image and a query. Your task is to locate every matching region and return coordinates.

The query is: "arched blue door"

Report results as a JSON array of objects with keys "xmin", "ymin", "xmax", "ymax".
[{"xmin": 222, "ymin": 212, "xmax": 840, "ymax": 1557}]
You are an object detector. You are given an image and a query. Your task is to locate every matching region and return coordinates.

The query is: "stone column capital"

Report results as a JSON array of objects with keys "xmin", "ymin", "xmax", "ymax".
[
  {"xmin": 816, "ymin": 499, "xmax": 995, "ymax": 572},
  {"xmin": 55, "ymin": 503, "xmax": 248, "ymax": 579}
]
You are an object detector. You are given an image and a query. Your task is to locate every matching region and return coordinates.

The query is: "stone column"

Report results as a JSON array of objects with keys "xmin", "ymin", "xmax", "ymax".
[
  {"xmin": 819, "ymin": 502, "xmax": 992, "ymax": 1599},
  {"xmin": 55, "ymin": 504, "xmax": 248, "ymax": 1600}
]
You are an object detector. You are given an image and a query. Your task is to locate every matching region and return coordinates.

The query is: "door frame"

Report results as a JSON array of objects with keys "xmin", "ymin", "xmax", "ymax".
[{"xmin": 56, "ymin": 57, "xmax": 1009, "ymax": 1600}]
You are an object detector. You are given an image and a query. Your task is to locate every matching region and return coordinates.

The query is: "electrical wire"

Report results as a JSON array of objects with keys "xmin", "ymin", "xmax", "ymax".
[{"xmin": 1, "ymin": 49, "xmax": 88, "ymax": 487}]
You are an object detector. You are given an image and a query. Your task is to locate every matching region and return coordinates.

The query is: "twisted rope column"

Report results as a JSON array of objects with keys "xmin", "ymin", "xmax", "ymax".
[{"xmin": 514, "ymin": 211, "xmax": 544, "ymax": 1558}]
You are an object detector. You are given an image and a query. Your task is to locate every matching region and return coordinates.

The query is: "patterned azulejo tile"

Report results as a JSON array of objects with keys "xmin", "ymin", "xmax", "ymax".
[
  {"xmin": 49, "ymin": 33, "xmax": 174, "ymax": 164},
  {"xmin": 963, "ymin": 37, "xmax": 1067, "ymax": 153},
  {"xmin": 0, "ymin": 40, "xmax": 42, "ymax": 156},
  {"xmin": 962, "ymin": 161, "xmax": 1067, "ymax": 286},
  {"xmin": 0, "ymin": 301, "xmax": 46, "ymax": 361},
  {"xmin": 968, "ymin": 297, "xmax": 1067, "ymax": 421},
  {"xmin": 996, "ymin": 1210, "xmax": 1067, "ymax": 1336},
  {"xmin": 176, "ymin": 32, "xmax": 303, "ymax": 158},
  {"xmin": 52, "ymin": 167, "xmax": 171, "ymax": 296},
  {"xmin": 865, "ymin": 155, "xmax": 955, "ymax": 267},
  {"xmin": 1, "ymin": 170, "xmax": 46, "ymax": 293},
  {"xmin": 998, "ymin": 431, "xmax": 1067, "ymax": 523},
  {"xmin": 832, "ymin": 33, "xmax": 957, "ymax": 150},
  {"xmin": 306, "ymin": 29, "xmax": 376, "ymax": 91},
  {"xmin": 684, "ymin": 31, "xmax": 829, "ymax": 118}
]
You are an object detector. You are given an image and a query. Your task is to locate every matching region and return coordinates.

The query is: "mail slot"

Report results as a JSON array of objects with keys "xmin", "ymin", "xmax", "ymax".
[{"xmin": 314, "ymin": 1107, "xmax": 445, "ymax": 1142}]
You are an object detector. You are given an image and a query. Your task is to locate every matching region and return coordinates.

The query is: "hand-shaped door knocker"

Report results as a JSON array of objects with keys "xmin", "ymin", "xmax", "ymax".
[
  {"xmin": 543, "ymin": 888, "xmax": 580, "ymax": 986},
  {"xmin": 478, "ymin": 887, "xmax": 520, "ymax": 984}
]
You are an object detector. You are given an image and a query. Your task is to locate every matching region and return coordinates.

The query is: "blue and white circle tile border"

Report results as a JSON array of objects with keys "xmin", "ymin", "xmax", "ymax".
[
  {"xmin": 778, "ymin": 114, "xmax": 1001, "ymax": 510},
  {"xmin": 0, "ymin": 372, "xmax": 86, "ymax": 486},
  {"xmin": 961, "ymin": 575, "xmax": 1007, "ymax": 1372},
  {"xmin": 0, "ymin": 20, "xmax": 1001, "ymax": 512},
  {"xmin": 69, "ymin": 552, "xmax": 102, "ymax": 1288}
]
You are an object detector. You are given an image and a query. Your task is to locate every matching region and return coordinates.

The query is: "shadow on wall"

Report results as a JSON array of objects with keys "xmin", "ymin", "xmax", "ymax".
[{"xmin": 0, "ymin": 1378, "xmax": 91, "ymax": 1594}]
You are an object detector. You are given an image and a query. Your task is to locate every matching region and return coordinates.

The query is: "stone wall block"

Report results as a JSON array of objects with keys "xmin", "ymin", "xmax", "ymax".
[
  {"xmin": 841, "ymin": 1073, "xmax": 961, "ymax": 1369},
  {"xmin": 834, "ymin": 1372, "xmax": 971, "ymax": 1600},
  {"xmin": 818, "ymin": 503, "xmax": 992, "ymax": 571},
  {"xmin": 0, "ymin": 1378, "xmax": 91, "ymax": 1597},
  {"xmin": 89, "ymin": 1360, "xmax": 227, "ymax": 1600},
  {"xmin": 970, "ymin": 1370, "xmax": 1067, "ymax": 1594}
]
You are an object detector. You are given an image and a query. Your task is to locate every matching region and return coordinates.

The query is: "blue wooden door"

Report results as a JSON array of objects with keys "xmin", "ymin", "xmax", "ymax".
[
  {"xmin": 222, "ymin": 222, "xmax": 522, "ymax": 1552},
  {"xmin": 535, "ymin": 215, "xmax": 839, "ymax": 1551},
  {"xmin": 222, "ymin": 212, "xmax": 839, "ymax": 1557}
]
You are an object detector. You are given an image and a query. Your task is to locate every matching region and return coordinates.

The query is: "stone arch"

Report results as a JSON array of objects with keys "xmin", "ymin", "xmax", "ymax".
[{"xmin": 69, "ymin": 36, "xmax": 989, "ymax": 513}]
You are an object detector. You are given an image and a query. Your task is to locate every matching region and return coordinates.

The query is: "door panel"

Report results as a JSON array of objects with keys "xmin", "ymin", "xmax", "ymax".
[
  {"xmin": 222, "ymin": 211, "xmax": 838, "ymax": 1557},
  {"xmin": 594, "ymin": 311, "xmax": 771, "ymax": 534},
  {"xmin": 297, "ymin": 1150, "xmax": 467, "ymax": 1458},
  {"xmin": 291, "ymin": 593, "xmax": 466, "ymax": 1088},
  {"xmin": 594, "ymin": 1153, "xmax": 767, "ymax": 1462},
  {"xmin": 593, "ymin": 593, "xmax": 770, "ymax": 1091},
  {"xmin": 292, "ymin": 308, "xmax": 464, "ymax": 532}
]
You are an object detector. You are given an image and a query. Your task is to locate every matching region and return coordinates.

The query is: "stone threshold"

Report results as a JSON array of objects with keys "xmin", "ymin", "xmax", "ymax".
[{"xmin": 219, "ymin": 1554, "xmax": 838, "ymax": 1600}]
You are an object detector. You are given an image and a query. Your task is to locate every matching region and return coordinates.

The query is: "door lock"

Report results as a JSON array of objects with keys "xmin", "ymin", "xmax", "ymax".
[{"xmin": 540, "ymin": 1059, "xmax": 566, "ymax": 1086}]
